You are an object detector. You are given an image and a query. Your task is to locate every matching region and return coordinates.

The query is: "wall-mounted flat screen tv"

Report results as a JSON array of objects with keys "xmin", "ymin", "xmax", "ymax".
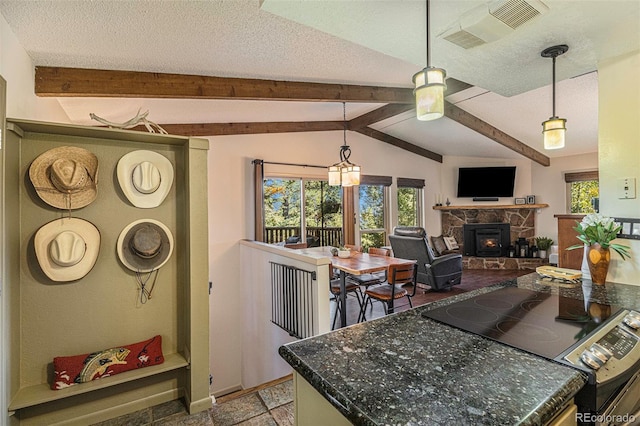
[{"xmin": 456, "ymin": 166, "xmax": 516, "ymax": 198}]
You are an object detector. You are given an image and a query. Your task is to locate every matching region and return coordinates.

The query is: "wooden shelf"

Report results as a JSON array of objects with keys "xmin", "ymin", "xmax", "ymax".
[
  {"xmin": 8, "ymin": 352, "xmax": 188, "ymax": 411},
  {"xmin": 433, "ymin": 203, "xmax": 549, "ymax": 211}
]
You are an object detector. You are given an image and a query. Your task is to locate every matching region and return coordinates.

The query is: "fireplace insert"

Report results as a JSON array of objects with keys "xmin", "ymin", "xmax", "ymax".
[{"xmin": 463, "ymin": 223, "xmax": 510, "ymax": 257}]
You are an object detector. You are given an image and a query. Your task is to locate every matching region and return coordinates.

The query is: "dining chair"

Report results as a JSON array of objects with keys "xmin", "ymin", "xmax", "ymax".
[
  {"xmin": 328, "ymin": 264, "xmax": 364, "ymax": 329},
  {"xmin": 358, "ymin": 263, "xmax": 418, "ymax": 322},
  {"xmin": 348, "ymin": 246, "xmax": 390, "ymax": 288},
  {"xmin": 368, "ymin": 247, "xmax": 390, "ymax": 256}
]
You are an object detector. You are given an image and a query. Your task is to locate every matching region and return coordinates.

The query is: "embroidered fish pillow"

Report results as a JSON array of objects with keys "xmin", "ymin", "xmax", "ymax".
[{"xmin": 52, "ymin": 335, "xmax": 164, "ymax": 390}]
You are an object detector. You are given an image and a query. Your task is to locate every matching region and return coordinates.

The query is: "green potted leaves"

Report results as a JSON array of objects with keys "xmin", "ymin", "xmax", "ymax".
[{"xmin": 535, "ymin": 237, "xmax": 554, "ymax": 259}]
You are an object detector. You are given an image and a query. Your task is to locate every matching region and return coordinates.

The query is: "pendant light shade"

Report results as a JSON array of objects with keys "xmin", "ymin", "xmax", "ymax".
[
  {"xmin": 541, "ymin": 45, "xmax": 568, "ymax": 150},
  {"xmin": 413, "ymin": 67, "xmax": 446, "ymax": 121},
  {"xmin": 542, "ymin": 117, "xmax": 567, "ymax": 150},
  {"xmin": 414, "ymin": 0, "xmax": 446, "ymax": 121},
  {"xmin": 328, "ymin": 103, "xmax": 360, "ymax": 187}
]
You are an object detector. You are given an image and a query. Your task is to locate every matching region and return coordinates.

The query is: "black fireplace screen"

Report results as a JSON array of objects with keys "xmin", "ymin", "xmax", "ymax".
[
  {"xmin": 463, "ymin": 223, "xmax": 511, "ymax": 257},
  {"xmin": 475, "ymin": 229, "xmax": 502, "ymax": 256}
]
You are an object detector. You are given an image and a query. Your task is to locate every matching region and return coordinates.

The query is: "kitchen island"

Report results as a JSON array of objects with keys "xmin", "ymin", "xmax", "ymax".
[{"xmin": 279, "ymin": 273, "xmax": 640, "ymax": 425}]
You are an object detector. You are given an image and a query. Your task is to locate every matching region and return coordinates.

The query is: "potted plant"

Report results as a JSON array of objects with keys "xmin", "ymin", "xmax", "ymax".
[
  {"xmin": 567, "ymin": 213, "xmax": 631, "ymax": 284},
  {"xmin": 535, "ymin": 237, "xmax": 554, "ymax": 259}
]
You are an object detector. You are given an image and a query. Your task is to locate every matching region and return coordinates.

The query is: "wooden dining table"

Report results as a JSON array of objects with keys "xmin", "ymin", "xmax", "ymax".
[{"xmin": 330, "ymin": 252, "xmax": 417, "ymax": 328}]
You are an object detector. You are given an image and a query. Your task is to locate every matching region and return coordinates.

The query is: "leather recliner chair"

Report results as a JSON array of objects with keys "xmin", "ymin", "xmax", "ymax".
[{"xmin": 388, "ymin": 226, "xmax": 463, "ymax": 291}]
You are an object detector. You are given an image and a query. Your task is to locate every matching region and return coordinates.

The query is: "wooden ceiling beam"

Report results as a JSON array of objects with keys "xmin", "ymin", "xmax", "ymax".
[
  {"xmin": 348, "ymin": 104, "xmax": 415, "ymax": 130},
  {"xmin": 35, "ymin": 66, "xmax": 414, "ymax": 103},
  {"xmin": 36, "ymin": 68, "xmax": 540, "ymax": 165},
  {"xmin": 354, "ymin": 127, "xmax": 442, "ymax": 163},
  {"xmin": 128, "ymin": 121, "xmax": 345, "ymax": 136},
  {"xmin": 347, "ymin": 78, "xmax": 472, "ymax": 130},
  {"xmin": 444, "ymin": 101, "xmax": 550, "ymax": 167}
]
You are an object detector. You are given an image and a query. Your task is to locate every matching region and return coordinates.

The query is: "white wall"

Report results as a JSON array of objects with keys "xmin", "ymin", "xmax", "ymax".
[
  {"xmin": 441, "ymin": 156, "xmax": 533, "ymax": 206},
  {"xmin": 532, "ymin": 152, "xmax": 599, "ymax": 241},
  {"xmin": 597, "ymin": 50, "xmax": 640, "ymax": 285},
  {"xmin": 207, "ymin": 129, "xmax": 443, "ymax": 394},
  {"xmin": 0, "ymin": 15, "xmax": 68, "ymax": 122}
]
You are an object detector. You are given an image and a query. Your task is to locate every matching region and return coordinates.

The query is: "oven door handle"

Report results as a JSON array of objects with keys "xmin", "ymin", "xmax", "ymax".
[{"xmin": 600, "ymin": 369, "xmax": 640, "ymax": 424}]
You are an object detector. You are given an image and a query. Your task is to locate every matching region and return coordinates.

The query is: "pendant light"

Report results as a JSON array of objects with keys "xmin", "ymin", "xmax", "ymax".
[
  {"xmin": 412, "ymin": 0, "xmax": 447, "ymax": 121},
  {"xmin": 541, "ymin": 44, "xmax": 568, "ymax": 150},
  {"xmin": 328, "ymin": 102, "xmax": 360, "ymax": 187}
]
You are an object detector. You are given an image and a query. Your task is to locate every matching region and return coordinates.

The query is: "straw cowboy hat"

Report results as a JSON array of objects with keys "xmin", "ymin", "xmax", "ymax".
[
  {"xmin": 117, "ymin": 150, "xmax": 174, "ymax": 208},
  {"xmin": 117, "ymin": 219, "xmax": 174, "ymax": 273},
  {"xmin": 34, "ymin": 217, "xmax": 101, "ymax": 282},
  {"xmin": 29, "ymin": 146, "xmax": 98, "ymax": 210}
]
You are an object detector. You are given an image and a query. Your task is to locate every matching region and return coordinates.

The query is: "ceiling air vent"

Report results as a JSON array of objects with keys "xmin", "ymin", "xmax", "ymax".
[
  {"xmin": 490, "ymin": 0, "xmax": 547, "ymax": 29},
  {"xmin": 443, "ymin": 30, "xmax": 486, "ymax": 50},
  {"xmin": 438, "ymin": 0, "xmax": 549, "ymax": 49}
]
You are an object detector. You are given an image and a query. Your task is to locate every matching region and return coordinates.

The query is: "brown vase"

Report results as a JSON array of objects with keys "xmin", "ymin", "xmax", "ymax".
[{"xmin": 587, "ymin": 243, "xmax": 610, "ymax": 285}]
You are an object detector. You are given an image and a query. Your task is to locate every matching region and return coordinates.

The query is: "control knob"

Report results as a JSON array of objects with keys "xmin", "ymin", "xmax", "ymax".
[
  {"xmin": 623, "ymin": 311, "xmax": 640, "ymax": 330},
  {"xmin": 580, "ymin": 343, "xmax": 613, "ymax": 370}
]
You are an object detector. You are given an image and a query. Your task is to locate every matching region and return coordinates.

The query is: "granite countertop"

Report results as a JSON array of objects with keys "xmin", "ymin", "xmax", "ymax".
[{"xmin": 279, "ymin": 273, "xmax": 640, "ymax": 425}]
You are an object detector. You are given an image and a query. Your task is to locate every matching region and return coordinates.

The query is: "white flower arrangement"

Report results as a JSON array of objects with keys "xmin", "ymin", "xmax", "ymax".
[{"xmin": 567, "ymin": 213, "xmax": 631, "ymax": 260}]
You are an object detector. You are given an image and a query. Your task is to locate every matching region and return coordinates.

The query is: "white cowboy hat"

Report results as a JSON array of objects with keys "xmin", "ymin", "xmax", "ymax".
[
  {"xmin": 29, "ymin": 146, "xmax": 99, "ymax": 210},
  {"xmin": 117, "ymin": 219, "xmax": 174, "ymax": 273},
  {"xmin": 34, "ymin": 217, "xmax": 101, "ymax": 282},
  {"xmin": 117, "ymin": 150, "xmax": 173, "ymax": 208}
]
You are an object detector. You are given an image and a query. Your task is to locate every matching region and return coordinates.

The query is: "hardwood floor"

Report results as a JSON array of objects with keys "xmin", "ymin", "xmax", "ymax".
[{"xmin": 333, "ymin": 268, "xmax": 532, "ymax": 328}]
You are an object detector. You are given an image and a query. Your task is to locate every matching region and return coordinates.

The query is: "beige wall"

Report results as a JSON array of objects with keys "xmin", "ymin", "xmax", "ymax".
[
  {"xmin": 207, "ymin": 129, "xmax": 443, "ymax": 394},
  {"xmin": 532, "ymin": 152, "xmax": 599, "ymax": 240},
  {"xmin": 597, "ymin": 50, "xmax": 640, "ymax": 285}
]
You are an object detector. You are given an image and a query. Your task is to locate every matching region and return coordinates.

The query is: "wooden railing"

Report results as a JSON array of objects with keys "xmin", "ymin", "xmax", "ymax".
[{"xmin": 264, "ymin": 226, "xmax": 343, "ymax": 247}]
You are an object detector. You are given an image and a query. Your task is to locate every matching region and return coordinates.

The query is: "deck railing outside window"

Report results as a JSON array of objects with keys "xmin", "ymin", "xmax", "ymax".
[{"xmin": 264, "ymin": 226, "xmax": 342, "ymax": 247}]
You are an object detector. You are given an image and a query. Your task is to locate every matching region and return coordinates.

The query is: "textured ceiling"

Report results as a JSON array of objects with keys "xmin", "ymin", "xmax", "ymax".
[{"xmin": 0, "ymin": 0, "xmax": 637, "ymax": 160}]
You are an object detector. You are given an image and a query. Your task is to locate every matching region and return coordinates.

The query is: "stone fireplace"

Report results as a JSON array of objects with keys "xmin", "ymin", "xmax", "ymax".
[{"xmin": 437, "ymin": 204, "xmax": 548, "ymax": 270}]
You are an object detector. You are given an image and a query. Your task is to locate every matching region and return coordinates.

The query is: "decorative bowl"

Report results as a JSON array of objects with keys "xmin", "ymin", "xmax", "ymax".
[{"xmin": 337, "ymin": 250, "xmax": 351, "ymax": 258}]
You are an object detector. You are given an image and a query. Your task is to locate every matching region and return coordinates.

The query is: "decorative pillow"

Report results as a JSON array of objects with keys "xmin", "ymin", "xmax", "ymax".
[
  {"xmin": 52, "ymin": 335, "xmax": 164, "ymax": 390},
  {"xmin": 443, "ymin": 236, "xmax": 459, "ymax": 251},
  {"xmin": 430, "ymin": 235, "xmax": 448, "ymax": 256}
]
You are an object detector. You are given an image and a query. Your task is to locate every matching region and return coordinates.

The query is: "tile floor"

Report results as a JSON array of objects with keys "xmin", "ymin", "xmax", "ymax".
[
  {"xmin": 92, "ymin": 377, "xmax": 293, "ymax": 426},
  {"xmin": 94, "ymin": 270, "xmax": 527, "ymax": 425}
]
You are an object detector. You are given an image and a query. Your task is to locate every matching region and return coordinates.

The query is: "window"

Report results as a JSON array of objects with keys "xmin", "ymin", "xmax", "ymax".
[
  {"xmin": 263, "ymin": 178, "xmax": 302, "ymax": 242},
  {"xmin": 397, "ymin": 178, "xmax": 425, "ymax": 227},
  {"xmin": 263, "ymin": 178, "xmax": 342, "ymax": 246},
  {"xmin": 565, "ymin": 171, "xmax": 599, "ymax": 213},
  {"xmin": 356, "ymin": 176, "xmax": 392, "ymax": 251},
  {"xmin": 358, "ymin": 184, "xmax": 386, "ymax": 251},
  {"xmin": 304, "ymin": 180, "xmax": 343, "ymax": 247}
]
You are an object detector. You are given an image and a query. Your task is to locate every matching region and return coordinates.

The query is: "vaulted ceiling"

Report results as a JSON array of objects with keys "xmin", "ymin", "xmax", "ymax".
[{"xmin": 1, "ymin": 0, "xmax": 638, "ymax": 164}]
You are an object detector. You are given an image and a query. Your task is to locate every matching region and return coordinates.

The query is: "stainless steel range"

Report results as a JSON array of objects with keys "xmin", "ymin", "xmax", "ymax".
[{"xmin": 422, "ymin": 287, "xmax": 640, "ymax": 425}]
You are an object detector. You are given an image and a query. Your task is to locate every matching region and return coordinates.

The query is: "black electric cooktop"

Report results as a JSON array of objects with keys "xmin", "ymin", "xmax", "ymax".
[{"xmin": 422, "ymin": 287, "xmax": 620, "ymax": 359}]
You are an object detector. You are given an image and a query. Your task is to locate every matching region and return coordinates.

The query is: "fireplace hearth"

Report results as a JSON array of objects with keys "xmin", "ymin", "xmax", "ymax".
[{"xmin": 463, "ymin": 223, "xmax": 511, "ymax": 257}]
